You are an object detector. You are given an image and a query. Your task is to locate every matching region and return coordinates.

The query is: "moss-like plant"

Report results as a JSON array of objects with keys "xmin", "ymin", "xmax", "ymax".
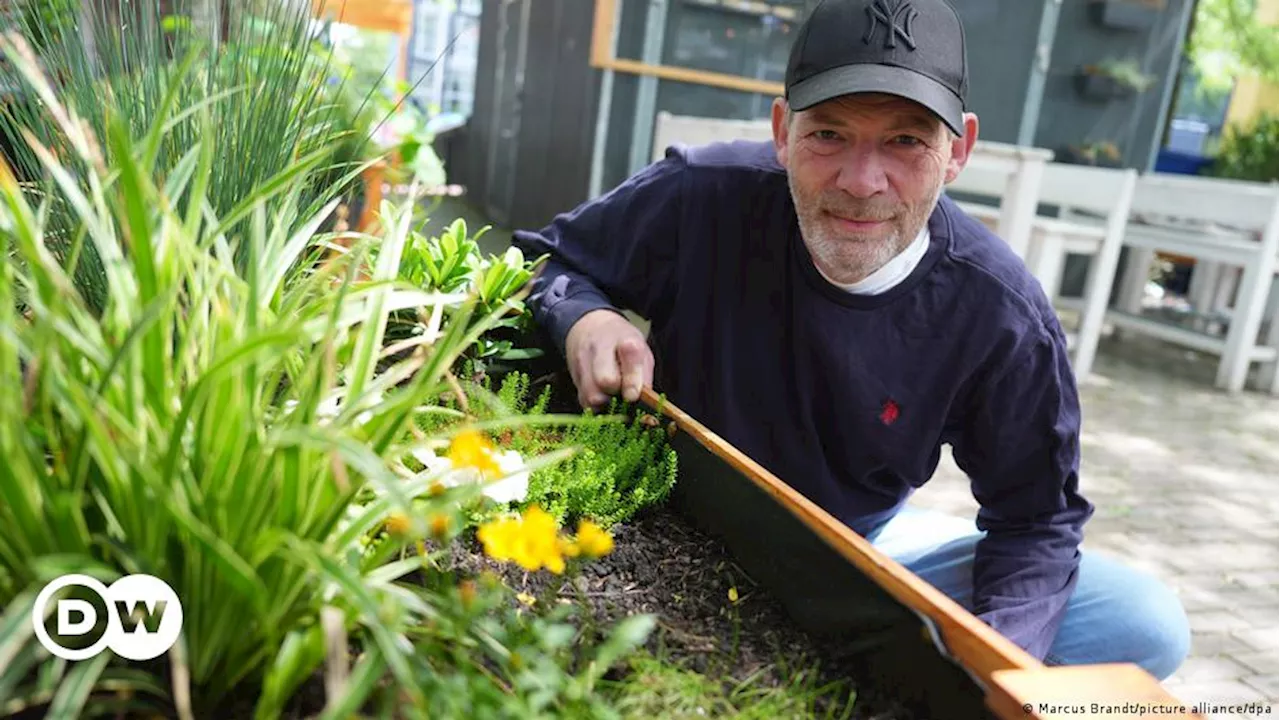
[
  {"xmin": 420, "ymin": 371, "xmax": 680, "ymax": 529},
  {"xmin": 1085, "ymin": 57, "xmax": 1157, "ymax": 92}
]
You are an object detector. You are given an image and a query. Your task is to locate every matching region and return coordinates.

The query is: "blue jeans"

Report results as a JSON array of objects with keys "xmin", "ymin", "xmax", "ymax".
[{"xmin": 866, "ymin": 506, "xmax": 1191, "ymax": 680}]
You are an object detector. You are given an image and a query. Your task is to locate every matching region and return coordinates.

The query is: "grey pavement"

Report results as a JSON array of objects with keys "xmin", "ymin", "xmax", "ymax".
[{"xmin": 909, "ymin": 333, "xmax": 1279, "ymax": 720}]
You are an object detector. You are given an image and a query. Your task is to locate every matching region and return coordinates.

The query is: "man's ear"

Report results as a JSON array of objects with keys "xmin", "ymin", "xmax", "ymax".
[
  {"xmin": 771, "ymin": 97, "xmax": 790, "ymax": 166},
  {"xmin": 944, "ymin": 112, "xmax": 980, "ymax": 184}
]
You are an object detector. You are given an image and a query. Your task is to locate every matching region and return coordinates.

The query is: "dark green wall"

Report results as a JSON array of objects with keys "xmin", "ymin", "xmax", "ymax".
[{"xmin": 1032, "ymin": 0, "xmax": 1194, "ymax": 168}]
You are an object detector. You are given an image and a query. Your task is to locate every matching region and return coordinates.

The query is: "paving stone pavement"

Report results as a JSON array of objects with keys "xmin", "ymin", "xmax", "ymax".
[{"xmin": 908, "ymin": 334, "xmax": 1279, "ymax": 720}]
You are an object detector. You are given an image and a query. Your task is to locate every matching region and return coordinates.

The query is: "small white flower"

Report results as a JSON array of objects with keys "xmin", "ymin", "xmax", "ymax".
[
  {"xmin": 408, "ymin": 447, "xmax": 529, "ymax": 505},
  {"xmin": 411, "ymin": 447, "xmax": 454, "ymax": 475},
  {"xmin": 484, "ymin": 450, "xmax": 530, "ymax": 504},
  {"xmin": 283, "ymin": 391, "xmax": 380, "ymax": 425},
  {"xmin": 315, "ymin": 395, "xmax": 341, "ymax": 419}
]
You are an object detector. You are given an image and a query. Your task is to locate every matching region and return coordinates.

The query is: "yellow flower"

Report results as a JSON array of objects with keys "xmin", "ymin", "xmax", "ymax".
[
  {"xmin": 575, "ymin": 520, "xmax": 614, "ymax": 558},
  {"xmin": 558, "ymin": 537, "xmax": 581, "ymax": 558},
  {"xmin": 476, "ymin": 505, "xmax": 568, "ymax": 574},
  {"xmin": 477, "ymin": 516, "xmax": 521, "ymax": 562},
  {"xmin": 385, "ymin": 512, "xmax": 412, "ymax": 537},
  {"xmin": 448, "ymin": 428, "xmax": 502, "ymax": 478},
  {"xmin": 514, "ymin": 506, "xmax": 565, "ymax": 574},
  {"xmin": 728, "ymin": 587, "xmax": 739, "ymax": 603},
  {"xmin": 459, "ymin": 579, "xmax": 477, "ymax": 609},
  {"xmin": 429, "ymin": 513, "xmax": 451, "ymax": 541}
]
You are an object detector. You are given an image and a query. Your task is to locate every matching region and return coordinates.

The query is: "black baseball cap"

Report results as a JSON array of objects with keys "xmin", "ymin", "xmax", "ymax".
[{"xmin": 785, "ymin": 0, "xmax": 969, "ymax": 136}]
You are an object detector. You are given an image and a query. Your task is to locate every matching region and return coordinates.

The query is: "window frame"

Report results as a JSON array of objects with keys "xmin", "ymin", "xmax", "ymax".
[{"xmin": 588, "ymin": 0, "xmax": 789, "ymax": 96}]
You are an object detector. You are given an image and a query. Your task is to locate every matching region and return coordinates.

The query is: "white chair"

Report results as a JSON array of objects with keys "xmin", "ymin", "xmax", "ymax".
[
  {"xmin": 944, "ymin": 140, "xmax": 1053, "ymax": 259},
  {"xmin": 1022, "ymin": 164, "xmax": 1138, "ymax": 381},
  {"xmin": 1109, "ymin": 173, "xmax": 1279, "ymax": 393}
]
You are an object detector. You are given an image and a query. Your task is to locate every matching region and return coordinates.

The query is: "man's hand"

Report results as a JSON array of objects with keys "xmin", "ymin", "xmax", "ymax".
[{"xmin": 564, "ymin": 309, "xmax": 654, "ymax": 410}]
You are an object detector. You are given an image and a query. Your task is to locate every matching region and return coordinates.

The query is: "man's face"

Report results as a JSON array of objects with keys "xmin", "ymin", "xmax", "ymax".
[{"xmin": 771, "ymin": 93, "xmax": 977, "ymax": 285}]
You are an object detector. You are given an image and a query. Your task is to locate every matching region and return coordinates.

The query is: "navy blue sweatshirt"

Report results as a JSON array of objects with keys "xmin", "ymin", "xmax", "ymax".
[{"xmin": 511, "ymin": 139, "xmax": 1095, "ymax": 661}]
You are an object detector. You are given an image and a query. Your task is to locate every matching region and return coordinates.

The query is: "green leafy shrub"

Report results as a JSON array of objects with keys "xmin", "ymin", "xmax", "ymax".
[
  {"xmin": 1208, "ymin": 112, "xmax": 1280, "ymax": 183},
  {"xmin": 521, "ymin": 403, "xmax": 679, "ymax": 528},
  {"xmin": 385, "ymin": 218, "xmax": 547, "ymax": 375},
  {"xmin": 434, "ymin": 371, "xmax": 679, "ymax": 529},
  {"xmin": 0, "ymin": 38, "xmax": 598, "ymax": 718}
]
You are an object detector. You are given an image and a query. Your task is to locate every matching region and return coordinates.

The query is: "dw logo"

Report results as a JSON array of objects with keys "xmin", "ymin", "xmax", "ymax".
[{"xmin": 31, "ymin": 574, "xmax": 183, "ymax": 661}]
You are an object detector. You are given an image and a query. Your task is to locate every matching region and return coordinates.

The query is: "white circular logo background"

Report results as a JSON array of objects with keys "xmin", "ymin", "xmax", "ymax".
[{"xmin": 32, "ymin": 574, "xmax": 183, "ymax": 661}]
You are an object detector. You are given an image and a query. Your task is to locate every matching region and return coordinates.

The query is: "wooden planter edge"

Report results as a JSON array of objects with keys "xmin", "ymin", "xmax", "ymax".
[{"xmin": 639, "ymin": 387, "xmax": 1202, "ymax": 720}]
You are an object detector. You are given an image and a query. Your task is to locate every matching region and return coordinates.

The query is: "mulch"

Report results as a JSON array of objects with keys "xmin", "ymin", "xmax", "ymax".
[{"xmin": 451, "ymin": 501, "xmax": 996, "ymax": 720}]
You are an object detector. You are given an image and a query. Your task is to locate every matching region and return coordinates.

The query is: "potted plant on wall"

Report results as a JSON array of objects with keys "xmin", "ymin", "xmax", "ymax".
[
  {"xmin": 1076, "ymin": 58, "xmax": 1156, "ymax": 101},
  {"xmin": 1057, "ymin": 141, "xmax": 1124, "ymax": 168},
  {"xmin": 1089, "ymin": 0, "xmax": 1164, "ymax": 31}
]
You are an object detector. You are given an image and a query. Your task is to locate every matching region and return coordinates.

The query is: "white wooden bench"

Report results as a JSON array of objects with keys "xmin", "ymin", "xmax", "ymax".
[
  {"xmin": 945, "ymin": 141, "xmax": 1053, "ymax": 260},
  {"xmin": 1026, "ymin": 165, "xmax": 1138, "ymax": 381},
  {"xmin": 947, "ymin": 159, "xmax": 1136, "ymax": 379},
  {"xmin": 1110, "ymin": 173, "xmax": 1279, "ymax": 394}
]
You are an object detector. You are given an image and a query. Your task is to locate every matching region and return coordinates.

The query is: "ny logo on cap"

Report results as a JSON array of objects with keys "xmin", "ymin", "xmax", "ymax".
[{"xmin": 863, "ymin": 0, "xmax": 918, "ymax": 50}]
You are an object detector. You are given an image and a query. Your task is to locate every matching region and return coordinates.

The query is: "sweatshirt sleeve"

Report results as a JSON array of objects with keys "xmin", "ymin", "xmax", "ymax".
[
  {"xmin": 949, "ymin": 320, "xmax": 1095, "ymax": 661},
  {"xmin": 509, "ymin": 152, "xmax": 687, "ymax": 356}
]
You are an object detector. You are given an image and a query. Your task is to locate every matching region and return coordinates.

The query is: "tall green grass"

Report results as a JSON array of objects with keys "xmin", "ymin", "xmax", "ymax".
[
  {"xmin": 1, "ymin": 0, "xmax": 378, "ymax": 310},
  {"xmin": 0, "ymin": 31, "xmax": 567, "ymax": 718}
]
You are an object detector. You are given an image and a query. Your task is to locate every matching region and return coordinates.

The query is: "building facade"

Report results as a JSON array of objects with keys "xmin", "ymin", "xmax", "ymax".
[{"xmin": 446, "ymin": 0, "xmax": 1197, "ymax": 232}]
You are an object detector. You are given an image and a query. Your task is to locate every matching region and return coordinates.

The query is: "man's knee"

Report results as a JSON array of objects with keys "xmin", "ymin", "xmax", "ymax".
[
  {"xmin": 1053, "ymin": 556, "xmax": 1191, "ymax": 681},
  {"xmin": 1122, "ymin": 577, "xmax": 1191, "ymax": 680}
]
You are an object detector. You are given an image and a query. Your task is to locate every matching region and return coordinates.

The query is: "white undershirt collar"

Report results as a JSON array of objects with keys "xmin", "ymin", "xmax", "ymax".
[{"xmin": 815, "ymin": 226, "xmax": 931, "ymax": 295}]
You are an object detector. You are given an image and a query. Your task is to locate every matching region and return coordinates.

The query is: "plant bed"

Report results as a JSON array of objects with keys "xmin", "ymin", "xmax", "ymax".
[
  {"xmin": 1076, "ymin": 60, "xmax": 1156, "ymax": 102},
  {"xmin": 1075, "ymin": 71, "xmax": 1134, "ymax": 101},
  {"xmin": 1057, "ymin": 142, "xmax": 1124, "ymax": 168},
  {"xmin": 444, "ymin": 503, "xmax": 973, "ymax": 720},
  {"xmin": 1088, "ymin": 0, "xmax": 1162, "ymax": 31},
  {"xmin": 403, "ymin": 368, "xmax": 1003, "ymax": 719}
]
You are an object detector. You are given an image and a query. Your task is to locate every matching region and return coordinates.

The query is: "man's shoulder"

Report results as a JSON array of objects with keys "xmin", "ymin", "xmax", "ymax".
[
  {"xmin": 660, "ymin": 138, "xmax": 787, "ymax": 181},
  {"xmin": 932, "ymin": 195, "xmax": 1063, "ymax": 339}
]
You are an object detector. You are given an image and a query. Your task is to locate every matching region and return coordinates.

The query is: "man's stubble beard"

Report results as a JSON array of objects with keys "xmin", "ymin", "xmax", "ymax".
[{"xmin": 788, "ymin": 172, "xmax": 942, "ymax": 286}]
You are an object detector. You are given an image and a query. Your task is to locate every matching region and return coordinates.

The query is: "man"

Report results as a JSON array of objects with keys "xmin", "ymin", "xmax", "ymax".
[{"xmin": 511, "ymin": 0, "xmax": 1189, "ymax": 680}]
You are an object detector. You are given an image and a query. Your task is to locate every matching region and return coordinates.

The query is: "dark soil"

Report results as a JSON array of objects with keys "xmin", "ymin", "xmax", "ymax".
[
  {"xmin": 449, "ymin": 502, "xmax": 992, "ymax": 720},
  {"xmin": 446, "ymin": 362, "xmax": 998, "ymax": 720}
]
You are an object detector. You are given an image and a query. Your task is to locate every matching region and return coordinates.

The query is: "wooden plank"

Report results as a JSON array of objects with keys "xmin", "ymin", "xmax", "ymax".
[
  {"xmin": 589, "ymin": 0, "xmax": 616, "ymax": 65},
  {"xmin": 1104, "ymin": 311, "xmax": 1228, "ymax": 355},
  {"xmin": 357, "ymin": 159, "xmax": 385, "ymax": 234},
  {"xmin": 312, "ymin": 0, "xmax": 412, "ymax": 81},
  {"xmin": 587, "ymin": 0, "xmax": 786, "ymax": 96},
  {"xmin": 637, "ymin": 386, "xmax": 1036, "ymax": 684},
  {"xmin": 988, "ymin": 665, "xmax": 1204, "ymax": 719},
  {"xmin": 596, "ymin": 57, "xmax": 784, "ymax": 96},
  {"xmin": 639, "ymin": 386, "xmax": 1201, "ymax": 720},
  {"xmin": 485, "ymin": 0, "xmax": 525, "ymax": 225},
  {"xmin": 461, "ymin": 0, "xmax": 502, "ymax": 202}
]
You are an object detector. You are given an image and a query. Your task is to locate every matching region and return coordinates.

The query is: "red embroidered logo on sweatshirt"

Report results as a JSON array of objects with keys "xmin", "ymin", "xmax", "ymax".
[{"xmin": 879, "ymin": 399, "xmax": 900, "ymax": 425}]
